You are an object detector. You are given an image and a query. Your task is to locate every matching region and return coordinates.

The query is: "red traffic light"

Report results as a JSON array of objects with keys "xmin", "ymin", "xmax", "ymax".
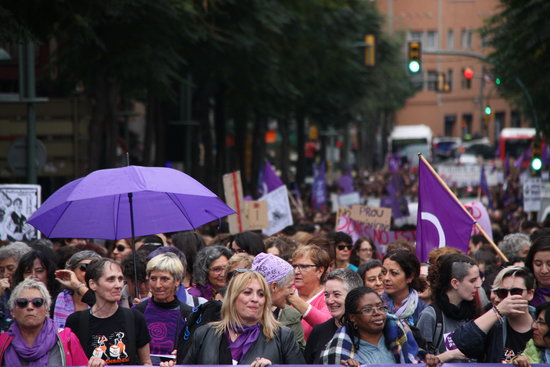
[{"xmin": 463, "ymin": 68, "xmax": 474, "ymax": 80}]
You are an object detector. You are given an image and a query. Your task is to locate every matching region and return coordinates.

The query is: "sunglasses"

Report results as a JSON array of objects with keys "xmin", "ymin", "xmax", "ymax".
[
  {"xmin": 78, "ymin": 263, "xmax": 89, "ymax": 272},
  {"xmin": 115, "ymin": 244, "xmax": 129, "ymax": 252},
  {"xmin": 226, "ymin": 268, "xmax": 251, "ymax": 282},
  {"xmin": 493, "ymin": 288, "xmax": 525, "ymax": 299},
  {"xmin": 352, "ymin": 305, "xmax": 389, "ymax": 315},
  {"xmin": 15, "ymin": 297, "xmax": 45, "ymax": 308},
  {"xmin": 337, "ymin": 245, "xmax": 353, "ymax": 251}
]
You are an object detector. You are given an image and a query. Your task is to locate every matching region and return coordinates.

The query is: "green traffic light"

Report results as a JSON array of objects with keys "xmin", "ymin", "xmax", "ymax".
[
  {"xmin": 532, "ymin": 157, "xmax": 542, "ymax": 171},
  {"xmin": 484, "ymin": 106, "xmax": 492, "ymax": 115},
  {"xmin": 408, "ymin": 61, "xmax": 420, "ymax": 73},
  {"xmin": 495, "ymin": 77, "xmax": 501, "ymax": 85}
]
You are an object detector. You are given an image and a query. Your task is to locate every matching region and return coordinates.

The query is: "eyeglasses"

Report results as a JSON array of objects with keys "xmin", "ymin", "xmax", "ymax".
[
  {"xmin": 352, "ymin": 305, "xmax": 389, "ymax": 315},
  {"xmin": 15, "ymin": 297, "xmax": 45, "ymax": 308},
  {"xmin": 337, "ymin": 245, "xmax": 353, "ymax": 251},
  {"xmin": 78, "ymin": 263, "xmax": 89, "ymax": 272},
  {"xmin": 292, "ymin": 264, "xmax": 318, "ymax": 271},
  {"xmin": 533, "ymin": 318, "xmax": 546, "ymax": 327},
  {"xmin": 492, "ymin": 288, "xmax": 525, "ymax": 299},
  {"xmin": 115, "ymin": 244, "xmax": 130, "ymax": 252},
  {"xmin": 209, "ymin": 266, "xmax": 226, "ymax": 274}
]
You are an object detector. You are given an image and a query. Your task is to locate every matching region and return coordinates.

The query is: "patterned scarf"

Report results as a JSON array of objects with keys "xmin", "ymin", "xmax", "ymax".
[
  {"xmin": 321, "ymin": 314, "xmax": 419, "ymax": 364},
  {"xmin": 4, "ymin": 317, "xmax": 58, "ymax": 366},
  {"xmin": 383, "ymin": 288, "xmax": 419, "ymax": 325}
]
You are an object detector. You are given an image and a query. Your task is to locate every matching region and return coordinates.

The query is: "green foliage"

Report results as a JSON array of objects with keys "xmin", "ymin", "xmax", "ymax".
[{"xmin": 482, "ymin": 0, "xmax": 550, "ymax": 137}]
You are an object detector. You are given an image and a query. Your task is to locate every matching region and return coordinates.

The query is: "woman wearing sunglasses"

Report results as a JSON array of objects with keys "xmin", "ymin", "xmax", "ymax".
[
  {"xmin": 450, "ymin": 266, "xmax": 535, "ymax": 363},
  {"xmin": 0, "ymin": 278, "xmax": 89, "ymax": 366},
  {"xmin": 321, "ymin": 286, "xmax": 420, "ymax": 365},
  {"xmin": 110, "ymin": 239, "xmax": 133, "ymax": 264},
  {"xmin": 513, "ymin": 302, "xmax": 550, "ymax": 367},
  {"xmin": 53, "ymin": 251, "xmax": 103, "ymax": 329},
  {"xmin": 417, "ymin": 253, "xmax": 483, "ymax": 363},
  {"xmin": 326, "ymin": 232, "xmax": 357, "ymax": 271}
]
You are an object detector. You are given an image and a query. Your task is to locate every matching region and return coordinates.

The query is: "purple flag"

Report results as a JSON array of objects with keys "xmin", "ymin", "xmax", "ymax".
[
  {"xmin": 542, "ymin": 143, "xmax": 550, "ymax": 166},
  {"xmin": 338, "ymin": 168, "xmax": 354, "ymax": 194},
  {"xmin": 259, "ymin": 161, "xmax": 284, "ymax": 196},
  {"xmin": 383, "ymin": 172, "xmax": 408, "ymax": 219},
  {"xmin": 479, "ymin": 165, "xmax": 494, "ymax": 210},
  {"xmin": 416, "ymin": 158, "xmax": 475, "ymax": 262},
  {"xmin": 312, "ymin": 162, "xmax": 327, "ymax": 210}
]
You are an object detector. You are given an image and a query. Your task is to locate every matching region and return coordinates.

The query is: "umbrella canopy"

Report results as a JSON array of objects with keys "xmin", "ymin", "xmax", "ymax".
[{"xmin": 28, "ymin": 165, "xmax": 235, "ymax": 240}]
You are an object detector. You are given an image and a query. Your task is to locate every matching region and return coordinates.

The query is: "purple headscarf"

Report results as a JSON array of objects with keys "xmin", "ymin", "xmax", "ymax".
[{"xmin": 4, "ymin": 317, "xmax": 58, "ymax": 366}]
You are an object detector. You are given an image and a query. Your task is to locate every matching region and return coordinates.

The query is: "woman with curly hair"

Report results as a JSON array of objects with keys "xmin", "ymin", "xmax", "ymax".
[
  {"xmin": 320, "ymin": 286, "xmax": 421, "ymax": 365},
  {"xmin": 188, "ymin": 246, "xmax": 233, "ymax": 300},
  {"xmin": 417, "ymin": 253, "xmax": 483, "ymax": 362}
]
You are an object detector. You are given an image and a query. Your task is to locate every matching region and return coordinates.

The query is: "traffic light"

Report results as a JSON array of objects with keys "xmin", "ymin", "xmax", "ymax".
[
  {"xmin": 531, "ymin": 136, "xmax": 543, "ymax": 176},
  {"xmin": 463, "ymin": 68, "xmax": 473, "ymax": 88},
  {"xmin": 407, "ymin": 41, "xmax": 421, "ymax": 73},
  {"xmin": 484, "ymin": 105, "xmax": 492, "ymax": 115},
  {"xmin": 364, "ymin": 34, "xmax": 375, "ymax": 66}
]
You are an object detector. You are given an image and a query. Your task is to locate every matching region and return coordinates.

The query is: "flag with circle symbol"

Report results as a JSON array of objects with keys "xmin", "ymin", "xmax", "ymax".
[{"xmin": 416, "ymin": 158, "xmax": 476, "ymax": 262}]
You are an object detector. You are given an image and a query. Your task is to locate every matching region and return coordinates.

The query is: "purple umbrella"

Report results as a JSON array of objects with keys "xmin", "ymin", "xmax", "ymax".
[{"xmin": 28, "ymin": 165, "xmax": 235, "ymax": 240}]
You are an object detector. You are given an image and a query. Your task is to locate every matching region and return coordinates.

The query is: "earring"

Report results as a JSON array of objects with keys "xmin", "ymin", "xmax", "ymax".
[{"xmin": 353, "ymin": 322, "xmax": 358, "ymax": 330}]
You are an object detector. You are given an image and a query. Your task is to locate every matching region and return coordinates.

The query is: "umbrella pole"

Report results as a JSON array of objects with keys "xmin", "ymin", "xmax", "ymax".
[{"xmin": 128, "ymin": 192, "xmax": 139, "ymax": 302}]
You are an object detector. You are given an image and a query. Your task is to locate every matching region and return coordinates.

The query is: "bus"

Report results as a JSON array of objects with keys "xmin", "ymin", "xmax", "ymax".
[
  {"xmin": 498, "ymin": 127, "xmax": 536, "ymax": 161},
  {"xmin": 389, "ymin": 124, "xmax": 432, "ymax": 166}
]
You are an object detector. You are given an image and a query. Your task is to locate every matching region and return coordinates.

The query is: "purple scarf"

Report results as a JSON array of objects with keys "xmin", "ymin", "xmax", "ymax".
[
  {"xmin": 531, "ymin": 287, "xmax": 550, "ymax": 307},
  {"xmin": 227, "ymin": 323, "xmax": 261, "ymax": 362},
  {"xmin": 188, "ymin": 284, "xmax": 215, "ymax": 300},
  {"xmin": 5, "ymin": 317, "xmax": 58, "ymax": 366}
]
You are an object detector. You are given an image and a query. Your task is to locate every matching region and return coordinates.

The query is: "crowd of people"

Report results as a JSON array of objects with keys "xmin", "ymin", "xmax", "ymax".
[{"xmin": 0, "ymin": 214, "xmax": 550, "ymax": 366}]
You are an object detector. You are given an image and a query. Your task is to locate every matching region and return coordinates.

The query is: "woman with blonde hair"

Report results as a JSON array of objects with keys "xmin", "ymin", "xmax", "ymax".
[{"xmin": 172, "ymin": 270, "xmax": 304, "ymax": 366}]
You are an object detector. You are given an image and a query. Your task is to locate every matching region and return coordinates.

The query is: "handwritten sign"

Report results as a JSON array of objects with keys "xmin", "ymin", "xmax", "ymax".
[
  {"xmin": 337, "ymin": 211, "xmax": 415, "ymax": 256},
  {"xmin": 350, "ymin": 205, "xmax": 392, "ymax": 229},
  {"xmin": 244, "ymin": 201, "xmax": 268, "ymax": 230}
]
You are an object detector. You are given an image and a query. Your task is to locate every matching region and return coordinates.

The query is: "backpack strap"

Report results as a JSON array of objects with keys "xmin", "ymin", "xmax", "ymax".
[
  {"xmin": 192, "ymin": 296, "xmax": 199, "ymax": 307},
  {"xmin": 429, "ymin": 304, "xmax": 444, "ymax": 354},
  {"xmin": 0, "ymin": 333, "xmax": 14, "ymax": 365}
]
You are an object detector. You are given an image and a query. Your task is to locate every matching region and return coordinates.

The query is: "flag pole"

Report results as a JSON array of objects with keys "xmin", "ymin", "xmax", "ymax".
[{"xmin": 417, "ymin": 153, "xmax": 508, "ymax": 262}]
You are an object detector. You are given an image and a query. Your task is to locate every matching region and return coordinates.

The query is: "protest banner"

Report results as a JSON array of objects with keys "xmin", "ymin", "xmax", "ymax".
[
  {"xmin": 260, "ymin": 185, "xmax": 293, "ymax": 236},
  {"xmin": 337, "ymin": 211, "xmax": 415, "ymax": 256},
  {"xmin": 223, "ymin": 171, "xmax": 248, "ymax": 233},
  {"xmin": 0, "ymin": 184, "xmax": 41, "ymax": 241},
  {"xmin": 350, "ymin": 205, "xmax": 392, "ymax": 230},
  {"xmin": 437, "ymin": 164, "xmax": 500, "ymax": 187},
  {"xmin": 244, "ymin": 201, "xmax": 268, "ymax": 231}
]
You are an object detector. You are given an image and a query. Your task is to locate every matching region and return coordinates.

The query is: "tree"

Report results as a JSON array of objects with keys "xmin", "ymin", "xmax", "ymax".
[{"xmin": 482, "ymin": 0, "xmax": 550, "ymax": 138}]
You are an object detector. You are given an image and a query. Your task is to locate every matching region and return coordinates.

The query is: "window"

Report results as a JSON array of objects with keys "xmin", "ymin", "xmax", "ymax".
[
  {"xmin": 447, "ymin": 69, "xmax": 454, "ymax": 91},
  {"xmin": 426, "ymin": 31, "xmax": 438, "ymax": 49},
  {"xmin": 461, "ymin": 29, "xmax": 472, "ymax": 49},
  {"xmin": 444, "ymin": 115, "xmax": 457, "ymax": 136},
  {"xmin": 427, "ymin": 70, "xmax": 438, "ymax": 90},
  {"xmin": 461, "ymin": 114, "xmax": 472, "ymax": 136},
  {"xmin": 511, "ymin": 110, "xmax": 521, "ymax": 127},
  {"xmin": 409, "ymin": 31, "xmax": 423, "ymax": 42},
  {"xmin": 481, "ymin": 33, "xmax": 490, "ymax": 49},
  {"xmin": 494, "ymin": 112, "xmax": 505, "ymax": 143},
  {"xmin": 447, "ymin": 30, "xmax": 454, "ymax": 49}
]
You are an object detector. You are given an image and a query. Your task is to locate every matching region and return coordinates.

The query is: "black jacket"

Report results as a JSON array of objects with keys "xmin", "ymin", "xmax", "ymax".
[{"xmin": 183, "ymin": 324, "xmax": 305, "ymax": 365}]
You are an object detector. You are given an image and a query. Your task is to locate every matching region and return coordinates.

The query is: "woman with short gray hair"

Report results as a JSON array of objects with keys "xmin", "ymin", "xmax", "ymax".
[
  {"xmin": 0, "ymin": 278, "xmax": 88, "ymax": 366},
  {"xmin": 52, "ymin": 250, "xmax": 102, "ymax": 329},
  {"xmin": 188, "ymin": 245, "xmax": 232, "ymax": 300},
  {"xmin": 499, "ymin": 233, "xmax": 531, "ymax": 262}
]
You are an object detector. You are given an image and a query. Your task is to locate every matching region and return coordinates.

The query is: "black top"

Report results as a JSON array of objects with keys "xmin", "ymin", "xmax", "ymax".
[{"xmin": 304, "ymin": 318, "xmax": 338, "ymax": 364}]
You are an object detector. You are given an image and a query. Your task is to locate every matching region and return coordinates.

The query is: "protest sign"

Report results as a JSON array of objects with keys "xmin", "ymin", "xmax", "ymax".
[
  {"xmin": 0, "ymin": 184, "xmax": 41, "ymax": 241},
  {"xmin": 244, "ymin": 201, "xmax": 268, "ymax": 230},
  {"xmin": 223, "ymin": 171, "xmax": 248, "ymax": 233},
  {"xmin": 261, "ymin": 185, "xmax": 293, "ymax": 236},
  {"xmin": 337, "ymin": 211, "xmax": 415, "ymax": 256},
  {"xmin": 350, "ymin": 205, "xmax": 391, "ymax": 229}
]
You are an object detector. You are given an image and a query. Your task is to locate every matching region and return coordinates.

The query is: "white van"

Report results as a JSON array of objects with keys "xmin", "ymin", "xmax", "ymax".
[{"xmin": 389, "ymin": 125, "xmax": 433, "ymax": 166}]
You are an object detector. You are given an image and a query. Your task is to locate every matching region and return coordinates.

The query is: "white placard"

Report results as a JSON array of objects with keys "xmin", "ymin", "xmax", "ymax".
[
  {"xmin": 338, "ymin": 192, "xmax": 361, "ymax": 208},
  {"xmin": 523, "ymin": 178, "xmax": 542, "ymax": 212},
  {"xmin": 260, "ymin": 186, "xmax": 293, "ymax": 236},
  {"xmin": 0, "ymin": 184, "xmax": 41, "ymax": 241}
]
